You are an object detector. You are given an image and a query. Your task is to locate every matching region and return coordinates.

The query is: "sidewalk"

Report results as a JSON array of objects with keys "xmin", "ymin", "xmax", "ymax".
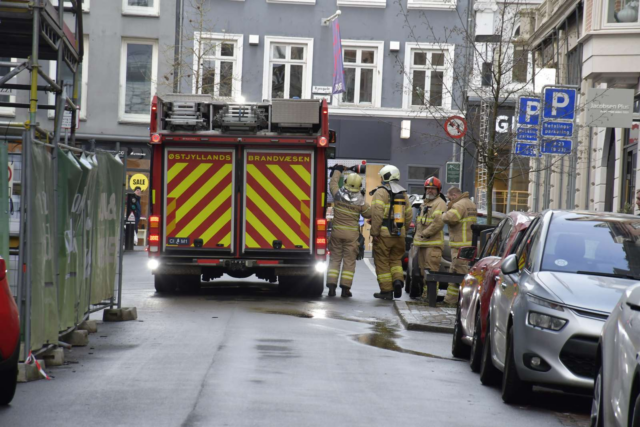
[{"xmin": 393, "ymin": 301, "xmax": 456, "ymax": 334}]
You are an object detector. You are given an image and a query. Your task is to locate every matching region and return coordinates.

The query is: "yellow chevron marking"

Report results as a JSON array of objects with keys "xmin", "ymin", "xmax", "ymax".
[
  {"xmin": 245, "ymin": 233, "xmax": 260, "ymax": 248},
  {"xmin": 166, "ymin": 198, "xmax": 177, "ymax": 216},
  {"xmin": 167, "ymin": 219, "xmax": 177, "ymax": 235},
  {"xmin": 201, "ymin": 207, "xmax": 232, "ymax": 246},
  {"xmin": 247, "ymin": 185, "xmax": 308, "ymax": 248},
  {"xmin": 267, "ymin": 165, "xmax": 310, "ymax": 201},
  {"xmin": 291, "ymin": 164, "xmax": 311, "ymax": 184},
  {"xmin": 247, "ymin": 165, "xmax": 301, "ymax": 224},
  {"xmin": 301, "ymin": 201, "xmax": 310, "ymax": 218},
  {"xmin": 167, "ymin": 162, "xmax": 188, "ymax": 183},
  {"xmin": 175, "ymin": 164, "xmax": 232, "ymax": 222},
  {"xmin": 168, "ymin": 163, "xmax": 212, "ymax": 198},
  {"xmin": 176, "ymin": 183, "xmax": 232, "ymax": 237},
  {"xmin": 219, "ymin": 232, "xmax": 232, "ymax": 247},
  {"xmin": 246, "ymin": 210, "xmax": 277, "ymax": 246}
]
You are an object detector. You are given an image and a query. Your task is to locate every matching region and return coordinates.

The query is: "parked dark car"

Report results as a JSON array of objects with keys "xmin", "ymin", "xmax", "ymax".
[{"xmin": 0, "ymin": 256, "xmax": 20, "ymax": 405}]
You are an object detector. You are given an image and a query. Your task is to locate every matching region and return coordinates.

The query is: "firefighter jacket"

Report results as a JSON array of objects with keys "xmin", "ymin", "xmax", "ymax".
[
  {"xmin": 370, "ymin": 185, "xmax": 412, "ymax": 238},
  {"xmin": 442, "ymin": 192, "xmax": 477, "ymax": 248},
  {"xmin": 414, "ymin": 196, "xmax": 447, "ymax": 250},
  {"xmin": 329, "ymin": 171, "xmax": 371, "ymax": 240}
]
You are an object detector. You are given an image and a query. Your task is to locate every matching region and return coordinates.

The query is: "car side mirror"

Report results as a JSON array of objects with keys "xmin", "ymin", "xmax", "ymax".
[
  {"xmin": 627, "ymin": 302, "xmax": 640, "ymax": 312},
  {"xmin": 457, "ymin": 246, "xmax": 477, "ymax": 262},
  {"xmin": 501, "ymin": 254, "xmax": 519, "ymax": 275},
  {"xmin": 0, "ymin": 258, "xmax": 6, "ymax": 282}
]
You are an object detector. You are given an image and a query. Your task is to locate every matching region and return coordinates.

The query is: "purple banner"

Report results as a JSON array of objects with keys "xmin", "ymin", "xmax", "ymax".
[{"xmin": 332, "ymin": 19, "xmax": 345, "ymax": 95}]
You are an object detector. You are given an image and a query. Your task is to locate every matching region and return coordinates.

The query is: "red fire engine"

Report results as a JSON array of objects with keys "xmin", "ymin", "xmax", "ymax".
[{"xmin": 147, "ymin": 95, "xmax": 333, "ymax": 296}]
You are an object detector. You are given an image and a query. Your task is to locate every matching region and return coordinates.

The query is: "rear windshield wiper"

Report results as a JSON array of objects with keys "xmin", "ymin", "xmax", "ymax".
[{"xmin": 576, "ymin": 271, "xmax": 640, "ymax": 281}]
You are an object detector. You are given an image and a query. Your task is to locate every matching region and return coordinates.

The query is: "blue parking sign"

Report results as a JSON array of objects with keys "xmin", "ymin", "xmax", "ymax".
[
  {"xmin": 516, "ymin": 127, "xmax": 538, "ymax": 141},
  {"xmin": 515, "ymin": 142, "xmax": 539, "ymax": 157},
  {"xmin": 543, "ymin": 88, "xmax": 577, "ymax": 121},
  {"xmin": 517, "ymin": 97, "xmax": 541, "ymax": 126},
  {"xmin": 541, "ymin": 139, "xmax": 572, "ymax": 155}
]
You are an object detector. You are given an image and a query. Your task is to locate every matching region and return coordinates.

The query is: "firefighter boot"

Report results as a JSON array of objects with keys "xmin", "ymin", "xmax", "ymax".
[
  {"xmin": 393, "ymin": 280, "xmax": 403, "ymax": 298},
  {"xmin": 340, "ymin": 285, "xmax": 352, "ymax": 298},
  {"xmin": 373, "ymin": 291, "xmax": 394, "ymax": 300},
  {"xmin": 327, "ymin": 285, "xmax": 337, "ymax": 297}
]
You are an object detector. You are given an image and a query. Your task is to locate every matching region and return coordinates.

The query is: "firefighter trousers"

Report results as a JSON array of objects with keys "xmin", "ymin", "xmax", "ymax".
[
  {"xmin": 373, "ymin": 236, "xmax": 405, "ymax": 293},
  {"xmin": 327, "ymin": 236, "xmax": 359, "ymax": 288},
  {"xmin": 445, "ymin": 248, "xmax": 470, "ymax": 305}
]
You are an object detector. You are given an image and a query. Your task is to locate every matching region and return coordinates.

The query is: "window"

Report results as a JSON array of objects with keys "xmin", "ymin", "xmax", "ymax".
[
  {"xmin": 516, "ymin": 218, "xmax": 541, "ymax": 272},
  {"xmin": 487, "ymin": 219, "xmax": 513, "ymax": 257},
  {"xmin": 338, "ymin": 41, "xmax": 383, "ymax": 108},
  {"xmin": 51, "ymin": 0, "xmax": 90, "ymax": 11},
  {"xmin": 407, "ymin": 165, "xmax": 439, "ymax": 195},
  {"xmin": 122, "ymin": 0, "xmax": 159, "ymax": 16},
  {"xmin": 407, "ymin": 0, "xmax": 456, "ymax": 10},
  {"xmin": 481, "ymin": 62, "xmax": 493, "ymax": 87},
  {"xmin": 48, "ymin": 36, "xmax": 89, "ymax": 120},
  {"xmin": 194, "ymin": 33, "xmax": 243, "ymax": 100},
  {"xmin": 0, "ymin": 58, "xmax": 16, "ymax": 117},
  {"xmin": 512, "ymin": 49, "xmax": 528, "ymax": 83},
  {"xmin": 403, "ymin": 43, "xmax": 453, "ymax": 110},
  {"xmin": 266, "ymin": 0, "xmax": 315, "ymax": 4},
  {"xmin": 337, "ymin": 0, "xmax": 386, "ymax": 8},
  {"xmin": 605, "ymin": 0, "xmax": 640, "ymax": 25},
  {"xmin": 119, "ymin": 39, "xmax": 158, "ymax": 123},
  {"xmin": 263, "ymin": 36, "xmax": 313, "ymax": 101}
]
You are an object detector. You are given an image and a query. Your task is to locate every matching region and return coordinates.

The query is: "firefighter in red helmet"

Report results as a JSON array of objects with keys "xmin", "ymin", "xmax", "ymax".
[{"xmin": 412, "ymin": 176, "xmax": 447, "ymax": 303}]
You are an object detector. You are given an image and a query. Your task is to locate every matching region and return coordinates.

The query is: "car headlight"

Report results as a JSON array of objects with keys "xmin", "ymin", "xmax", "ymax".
[
  {"xmin": 528, "ymin": 311, "xmax": 567, "ymax": 331},
  {"xmin": 315, "ymin": 262, "xmax": 327, "ymax": 273},
  {"xmin": 148, "ymin": 259, "xmax": 160, "ymax": 270},
  {"xmin": 526, "ymin": 293, "xmax": 564, "ymax": 311}
]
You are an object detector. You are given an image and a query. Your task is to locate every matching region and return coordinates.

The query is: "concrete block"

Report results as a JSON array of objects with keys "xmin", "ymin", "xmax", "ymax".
[
  {"xmin": 78, "ymin": 320, "xmax": 98, "ymax": 333},
  {"xmin": 42, "ymin": 348, "xmax": 64, "ymax": 367},
  {"xmin": 17, "ymin": 360, "xmax": 45, "ymax": 383},
  {"xmin": 67, "ymin": 330, "xmax": 89, "ymax": 347},
  {"xmin": 103, "ymin": 307, "xmax": 138, "ymax": 322}
]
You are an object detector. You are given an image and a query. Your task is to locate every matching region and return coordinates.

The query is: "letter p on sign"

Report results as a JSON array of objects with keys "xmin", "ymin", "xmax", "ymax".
[{"xmin": 543, "ymin": 88, "xmax": 577, "ymax": 121}]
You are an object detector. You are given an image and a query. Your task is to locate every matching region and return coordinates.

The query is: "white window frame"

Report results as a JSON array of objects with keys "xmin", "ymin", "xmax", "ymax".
[
  {"xmin": 262, "ymin": 36, "xmax": 314, "ymax": 101},
  {"xmin": 48, "ymin": 36, "xmax": 89, "ymax": 121},
  {"xmin": 601, "ymin": 0, "xmax": 640, "ymax": 29},
  {"xmin": 407, "ymin": 0, "xmax": 456, "ymax": 10},
  {"xmin": 337, "ymin": 0, "xmax": 386, "ymax": 8},
  {"xmin": 192, "ymin": 32, "xmax": 243, "ymax": 101},
  {"xmin": 0, "ymin": 57, "xmax": 17, "ymax": 117},
  {"xmin": 334, "ymin": 40, "xmax": 384, "ymax": 108},
  {"xmin": 51, "ymin": 0, "xmax": 90, "ymax": 12},
  {"xmin": 402, "ymin": 42, "xmax": 455, "ymax": 111},
  {"xmin": 266, "ymin": 0, "xmax": 315, "ymax": 5},
  {"xmin": 119, "ymin": 38, "xmax": 158, "ymax": 124},
  {"xmin": 122, "ymin": 0, "xmax": 159, "ymax": 17}
]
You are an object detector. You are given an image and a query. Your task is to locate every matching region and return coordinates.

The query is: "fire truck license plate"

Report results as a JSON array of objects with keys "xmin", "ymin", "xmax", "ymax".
[{"xmin": 168, "ymin": 238, "xmax": 190, "ymax": 246}]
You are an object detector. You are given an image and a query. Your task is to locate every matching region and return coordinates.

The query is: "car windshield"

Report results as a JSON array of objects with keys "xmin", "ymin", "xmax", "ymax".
[{"xmin": 541, "ymin": 216, "xmax": 640, "ymax": 278}]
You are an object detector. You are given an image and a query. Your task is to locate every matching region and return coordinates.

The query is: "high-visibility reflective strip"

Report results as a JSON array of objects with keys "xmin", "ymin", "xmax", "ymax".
[
  {"xmin": 450, "ymin": 209, "xmax": 462, "ymax": 220},
  {"xmin": 390, "ymin": 266, "xmax": 403, "ymax": 274},
  {"xmin": 450, "ymin": 241, "xmax": 473, "ymax": 248},
  {"xmin": 167, "ymin": 163, "xmax": 212, "ymax": 198},
  {"xmin": 372, "ymin": 200, "xmax": 386, "ymax": 206},
  {"xmin": 447, "ymin": 286, "xmax": 460, "ymax": 296},
  {"xmin": 167, "ymin": 162, "xmax": 188, "ymax": 183},
  {"xmin": 341, "ymin": 273, "xmax": 354, "ymax": 278},
  {"xmin": 377, "ymin": 273, "xmax": 392, "ymax": 279},
  {"xmin": 334, "ymin": 206, "xmax": 360, "ymax": 217},
  {"xmin": 414, "ymin": 240, "xmax": 444, "ymax": 246},
  {"xmin": 462, "ymin": 217, "xmax": 476, "ymax": 222},
  {"xmin": 342, "ymin": 271, "xmax": 354, "ymax": 276},
  {"xmin": 175, "ymin": 164, "xmax": 233, "ymax": 222},
  {"xmin": 433, "ymin": 210, "xmax": 443, "ymax": 215},
  {"xmin": 334, "ymin": 225, "xmax": 359, "ymax": 231}
]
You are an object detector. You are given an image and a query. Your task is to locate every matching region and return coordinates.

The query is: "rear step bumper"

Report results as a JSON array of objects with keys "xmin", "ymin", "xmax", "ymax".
[{"xmin": 152, "ymin": 259, "xmax": 324, "ymax": 276}]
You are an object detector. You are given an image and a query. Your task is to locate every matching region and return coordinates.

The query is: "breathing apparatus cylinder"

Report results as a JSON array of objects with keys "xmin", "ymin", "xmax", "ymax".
[{"xmin": 392, "ymin": 193, "xmax": 405, "ymax": 233}]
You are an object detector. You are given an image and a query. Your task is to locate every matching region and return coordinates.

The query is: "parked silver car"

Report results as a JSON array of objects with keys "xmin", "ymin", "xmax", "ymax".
[
  {"xmin": 592, "ymin": 284, "xmax": 640, "ymax": 427},
  {"xmin": 479, "ymin": 211, "xmax": 640, "ymax": 404}
]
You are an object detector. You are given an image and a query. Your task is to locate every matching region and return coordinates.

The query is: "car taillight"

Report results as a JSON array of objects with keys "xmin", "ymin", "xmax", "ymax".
[{"xmin": 404, "ymin": 257, "xmax": 408, "ymax": 264}]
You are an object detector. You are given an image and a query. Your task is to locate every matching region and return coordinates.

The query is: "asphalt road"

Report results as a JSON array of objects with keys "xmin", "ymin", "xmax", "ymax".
[{"xmin": 0, "ymin": 251, "xmax": 591, "ymax": 427}]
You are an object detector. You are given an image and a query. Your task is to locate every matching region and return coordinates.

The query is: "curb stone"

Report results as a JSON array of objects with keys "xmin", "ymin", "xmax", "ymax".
[{"xmin": 393, "ymin": 301, "xmax": 455, "ymax": 334}]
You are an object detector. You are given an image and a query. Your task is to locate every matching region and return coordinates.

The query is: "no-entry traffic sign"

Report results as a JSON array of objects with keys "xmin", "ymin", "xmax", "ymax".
[{"xmin": 444, "ymin": 116, "xmax": 467, "ymax": 139}]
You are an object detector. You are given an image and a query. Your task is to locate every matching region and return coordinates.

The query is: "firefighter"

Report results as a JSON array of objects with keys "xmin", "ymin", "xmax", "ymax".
[
  {"xmin": 413, "ymin": 177, "xmax": 447, "ymax": 302},
  {"xmin": 370, "ymin": 165, "xmax": 412, "ymax": 300},
  {"xmin": 326, "ymin": 166, "xmax": 371, "ymax": 297},
  {"xmin": 442, "ymin": 187, "xmax": 477, "ymax": 306}
]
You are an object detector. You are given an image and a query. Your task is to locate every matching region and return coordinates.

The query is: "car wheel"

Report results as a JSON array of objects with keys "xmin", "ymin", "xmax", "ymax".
[
  {"xmin": 154, "ymin": 274, "xmax": 175, "ymax": 293},
  {"xmin": 452, "ymin": 303, "xmax": 470, "ymax": 359},
  {"xmin": 304, "ymin": 275, "xmax": 325, "ymax": 297},
  {"xmin": 0, "ymin": 365, "xmax": 18, "ymax": 405},
  {"xmin": 479, "ymin": 315, "xmax": 501, "ymax": 386},
  {"xmin": 469, "ymin": 308, "xmax": 483, "ymax": 373},
  {"xmin": 590, "ymin": 366, "xmax": 604, "ymax": 427},
  {"xmin": 502, "ymin": 326, "xmax": 532, "ymax": 404},
  {"xmin": 630, "ymin": 391, "xmax": 640, "ymax": 427}
]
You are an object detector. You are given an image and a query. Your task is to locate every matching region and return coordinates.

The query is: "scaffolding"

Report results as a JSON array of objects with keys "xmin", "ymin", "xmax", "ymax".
[
  {"xmin": 0, "ymin": 0, "xmax": 84, "ymax": 359},
  {"xmin": 475, "ymin": 100, "xmax": 490, "ymax": 211}
]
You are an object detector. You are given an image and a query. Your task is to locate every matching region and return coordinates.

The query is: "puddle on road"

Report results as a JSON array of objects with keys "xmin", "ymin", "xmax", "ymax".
[{"xmin": 251, "ymin": 306, "xmax": 460, "ymax": 362}]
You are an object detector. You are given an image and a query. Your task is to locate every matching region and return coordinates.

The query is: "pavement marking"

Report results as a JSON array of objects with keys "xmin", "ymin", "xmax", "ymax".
[{"xmin": 363, "ymin": 257, "xmax": 377, "ymax": 277}]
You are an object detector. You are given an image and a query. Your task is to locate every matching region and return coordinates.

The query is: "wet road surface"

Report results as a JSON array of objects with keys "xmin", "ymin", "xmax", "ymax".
[{"xmin": 0, "ymin": 252, "xmax": 591, "ymax": 427}]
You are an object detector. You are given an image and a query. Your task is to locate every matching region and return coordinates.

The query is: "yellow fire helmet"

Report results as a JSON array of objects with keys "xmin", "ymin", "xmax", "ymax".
[{"xmin": 344, "ymin": 173, "xmax": 363, "ymax": 193}]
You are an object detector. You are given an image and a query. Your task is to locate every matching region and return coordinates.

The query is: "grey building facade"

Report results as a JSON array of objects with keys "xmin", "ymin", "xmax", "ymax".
[{"xmin": 176, "ymin": 0, "xmax": 474, "ymax": 195}]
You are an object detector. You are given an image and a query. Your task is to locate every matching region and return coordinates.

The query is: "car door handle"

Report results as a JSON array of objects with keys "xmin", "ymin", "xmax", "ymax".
[{"xmin": 501, "ymin": 282, "xmax": 507, "ymax": 289}]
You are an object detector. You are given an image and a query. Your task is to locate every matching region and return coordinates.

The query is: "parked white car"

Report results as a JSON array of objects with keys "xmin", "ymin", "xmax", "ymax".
[{"xmin": 592, "ymin": 284, "xmax": 640, "ymax": 427}]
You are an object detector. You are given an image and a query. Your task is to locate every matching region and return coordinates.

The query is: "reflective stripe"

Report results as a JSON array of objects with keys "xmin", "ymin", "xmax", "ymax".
[
  {"xmin": 462, "ymin": 217, "xmax": 476, "ymax": 222},
  {"xmin": 372, "ymin": 200, "xmax": 386, "ymax": 206},
  {"xmin": 390, "ymin": 266, "xmax": 403, "ymax": 273},
  {"xmin": 414, "ymin": 240, "xmax": 444, "ymax": 246},
  {"xmin": 377, "ymin": 273, "xmax": 392, "ymax": 279},
  {"xmin": 450, "ymin": 241, "xmax": 472, "ymax": 248},
  {"xmin": 446, "ymin": 287, "xmax": 460, "ymax": 296},
  {"xmin": 334, "ymin": 225, "xmax": 359, "ymax": 231},
  {"xmin": 450, "ymin": 209, "xmax": 461, "ymax": 220},
  {"xmin": 432, "ymin": 210, "xmax": 443, "ymax": 215},
  {"xmin": 335, "ymin": 206, "xmax": 360, "ymax": 217}
]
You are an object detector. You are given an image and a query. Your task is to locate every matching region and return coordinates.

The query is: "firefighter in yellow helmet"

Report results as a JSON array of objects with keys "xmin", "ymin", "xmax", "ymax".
[
  {"xmin": 442, "ymin": 186, "xmax": 477, "ymax": 306},
  {"xmin": 326, "ymin": 165, "xmax": 371, "ymax": 297},
  {"xmin": 413, "ymin": 176, "xmax": 447, "ymax": 302},
  {"xmin": 370, "ymin": 165, "xmax": 412, "ymax": 300}
]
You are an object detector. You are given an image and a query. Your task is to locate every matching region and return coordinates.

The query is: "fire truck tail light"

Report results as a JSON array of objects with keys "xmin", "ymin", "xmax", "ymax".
[
  {"xmin": 317, "ymin": 219, "xmax": 326, "ymax": 231},
  {"xmin": 316, "ymin": 238, "xmax": 326, "ymax": 246},
  {"xmin": 149, "ymin": 246, "xmax": 158, "ymax": 253},
  {"xmin": 150, "ymin": 215, "xmax": 160, "ymax": 228},
  {"xmin": 149, "ymin": 234, "xmax": 159, "ymax": 243},
  {"xmin": 151, "ymin": 134, "xmax": 161, "ymax": 144}
]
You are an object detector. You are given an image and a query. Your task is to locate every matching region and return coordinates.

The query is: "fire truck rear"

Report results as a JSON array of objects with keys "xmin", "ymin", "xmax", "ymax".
[{"xmin": 146, "ymin": 94, "xmax": 332, "ymax": 296}]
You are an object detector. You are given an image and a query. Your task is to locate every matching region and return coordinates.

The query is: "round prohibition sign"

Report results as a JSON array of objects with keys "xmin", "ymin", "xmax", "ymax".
[{"xmin": 444, "ymin": 116, "xmax": 468, "ymax": 139}]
